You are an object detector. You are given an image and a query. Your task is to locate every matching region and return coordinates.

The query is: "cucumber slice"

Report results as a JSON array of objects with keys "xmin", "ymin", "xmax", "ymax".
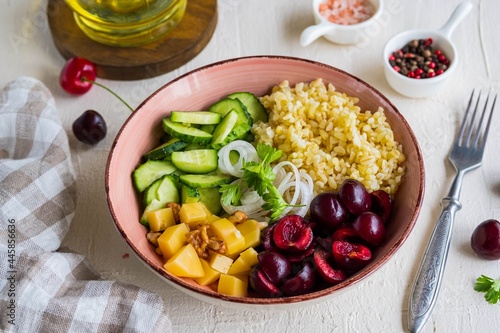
[
  {"xmin": 200, "ymin": 124, "xmax": 216, "ymax": 134},
  {"xmin": 209, "ymin": 98, "xmax": 252, "ymax": 128},
  {"xmin": 171, "ymin": 149, "xmax": 218, "ymax": 174},
  {"xmin": 211, "ymin": 123, "xmax": 251, "ymax": 150},
  {"xmin": 132, "ymin": 159, "xmax": 178, "ymax": 192},
  {"xmin": 228, "ymin": 92, "xmax": 268, "ymax": 123},
  {"xmin": 181, "ymin": 184, "xmax": 201, "ymax": 204},
  {"xmin": 183, "ymin": 143, "xmax": 205, "ymax": 151},
  {"xmin": 140, "ymin": 199, "xmax": 163, "ymax": 227},
  {"xmin": 162, "ymin": 118, "xmax": 213, "ymax": 145},
  {"xmin": 143, "ymin": 175, "xmax": 180, "ymax": 206},
  {"xmin": 159, "ymin": 133, "xmax": 171, "ymax": 144},
  {"xmin": 143, "ymin": 138, "xmax": 189, "ymax": 160},
  {"xmin": 170, "ymin": 111, "xmax": 222, "ymax": 125},
  {"xmin": 143, "ymin": 178, "xmax": 162, "ymax": 206},
  {"xmin": 179, "ymin": 174, "xmax": 233, "ymax": 188},
  {"xmin": 209, "ymin": 109, "xmax": 239, "ymax": 148},
  {"xmin": 199, "ymin": 187, "xmax": 222, "ymax": 215}
]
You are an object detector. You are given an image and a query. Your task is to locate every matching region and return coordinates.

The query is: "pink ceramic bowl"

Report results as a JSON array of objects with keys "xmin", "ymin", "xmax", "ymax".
[{"xmin": 105, "ymin": 56, "xmax": 425, "ymax": 309}]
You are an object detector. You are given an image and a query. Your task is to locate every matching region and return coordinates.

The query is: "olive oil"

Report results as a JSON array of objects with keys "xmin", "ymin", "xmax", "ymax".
[{"xmin": 65, "ymin": 0, "xmax": 187, "ymax": 47}]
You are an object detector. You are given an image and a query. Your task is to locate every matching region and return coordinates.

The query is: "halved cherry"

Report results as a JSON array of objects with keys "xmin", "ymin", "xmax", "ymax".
[
  {"xmin": 313, "ymin": 247, "xmax": 346, "ymax": 285},
  {"xmin": 370, "ymin": 190, "xmax": 392, "ymax": 223},
  {"xmin": 273, "ymin": 215, "xmax": 314, "ymax": 253},
  {"xmin": 281, "ymin": 262, "xmax": 316, "ymax": 296},
  {"xmin": 249, "ymin": 265, "xmax": 282, "ymax": 298},
  {"xmin": 258, "ymin": 251, "xmax": 291, "ymax": 286},
  {"xmin": 332, "ymin": 240, "xmax": 372, "ymax": 271}
]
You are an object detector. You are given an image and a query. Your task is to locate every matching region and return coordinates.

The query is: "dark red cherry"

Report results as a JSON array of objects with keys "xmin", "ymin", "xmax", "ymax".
[
  {"xmin": 339, "ymin": 179, "xmax": 371, "ymax": 215},
  {"xmin": 471, "ymin": 219, "xmax": 500, "ymax": 260},
  {"xmin": 260, "ymin": 224, "xmax": 279, "ymax": 252},
  {"xmin": 331, "ymin": 226, "xmax": 359, "ymax": 242},
  {"xmin": 249, "ymin": 265, "xmax": 282, "ymax": 298},
  {"xmin": 72, "ymin": 110, "xmax": 107, "ymax": 145},
  {"xmin": 370, "ymin": 190, "xmax": 392, "ymax": 223},
  {"xmin": 258, "ymin": 251, "xmax": 291, "ymax": 285},
  {"xmin": 309, "ymin": 192, "xmax": 349, "ymax": 229},
  {"xmin": 280, "ymin": 262, "xmax": 316, "ymax": 296},
  {"xmin": 352, "ymin": 212, "xmax": 386, "ymax": 246}
]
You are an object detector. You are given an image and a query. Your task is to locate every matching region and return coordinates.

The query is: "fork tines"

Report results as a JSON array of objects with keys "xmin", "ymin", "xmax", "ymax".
[{"xmin": 457, "ymin": 90, "xmax": 497, "ymax": 149}]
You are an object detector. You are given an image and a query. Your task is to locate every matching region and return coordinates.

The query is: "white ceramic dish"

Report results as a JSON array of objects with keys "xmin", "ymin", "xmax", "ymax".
[
  {"xmin": 382, "ymin": 1, "xmax": 473, "ymax": 98},
  {"xmin": 300, "ymin": 0, "xmax": 383, "ymax": 46}
]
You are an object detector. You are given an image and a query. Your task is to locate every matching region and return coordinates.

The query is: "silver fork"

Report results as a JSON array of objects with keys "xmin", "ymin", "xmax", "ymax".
[{"xmin": 408, "ymin": 90, "xmax": 497, "ymax": 333}]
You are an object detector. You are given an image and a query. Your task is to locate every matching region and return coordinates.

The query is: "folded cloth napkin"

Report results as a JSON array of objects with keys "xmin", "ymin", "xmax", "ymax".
[{"xmin": 0, "ymin": 77, "xmax": 172, "ymax": 333}]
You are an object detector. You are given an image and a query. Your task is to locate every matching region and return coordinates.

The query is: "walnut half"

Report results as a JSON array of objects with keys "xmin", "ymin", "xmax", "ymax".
[{"xmin": 186, "ymin": 224, "xmax": 226, "ymax": 258}]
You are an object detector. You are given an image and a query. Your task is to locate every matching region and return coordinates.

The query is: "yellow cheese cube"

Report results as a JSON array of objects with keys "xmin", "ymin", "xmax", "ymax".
[
  {"xmin": 201, "ymin": 202, "xmax": 214, "ymax": 217},
  {"xmin": 210, "ymin": 218, "xmax": 246, "ymax": 255},
  {"xmin": 163, "ymin": 244, "xmax": 204, "ymax": 278},
  {"xmin": 227, "ymin": 247, "xmax": 259, "ymax": 275},
  {"xmin": 205, "ymin": 214, "xmax": 221, "ymax": 224},
  {"xmin": 236, "ymin": 219, "xmax": 261, "ymax": 249},
  {"xmin": 208, "ymin": 252, "xmax": 234, "ymax": 274},
  {"xmin": 217, "ymin": 274, "xmax": 248, "ymax": 297},
  {"xmin": 194, "ymin": 258, "xmax": 221, "ymax": 286},
  {"xmin": 147, "ymin": 207, "xmax": 176, "ymax": 232},
  {"xmin": 179, "ymin": 202, "xmax": 207, "ymax": 228},
  {"xmin": 157, "ymin": 223, "xmax": 190, "ymax": 259},
  {"xmin": 226, "ymin": 256, "xmax": 249, "ymax": 275},
  {"xmin": 239, "ymin": 247, "xmax": 259, "ymax": 266}
]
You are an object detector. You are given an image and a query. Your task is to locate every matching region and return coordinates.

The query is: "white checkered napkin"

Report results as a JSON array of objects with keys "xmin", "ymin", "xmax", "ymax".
[{"xmin": 0, "ymin": 77, "xmax": 172, "ymax": 333}]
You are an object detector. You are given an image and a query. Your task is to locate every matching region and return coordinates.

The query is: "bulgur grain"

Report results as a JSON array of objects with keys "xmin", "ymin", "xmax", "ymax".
[{"xmin": 252, "ymin": 79, "xmax": 406, "ymax": 196}]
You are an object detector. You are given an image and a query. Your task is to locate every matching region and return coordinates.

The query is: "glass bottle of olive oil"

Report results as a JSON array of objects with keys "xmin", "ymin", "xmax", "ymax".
[{"xmin": 65, "ymin": 0, "xmax": 187, "ymax": 47}]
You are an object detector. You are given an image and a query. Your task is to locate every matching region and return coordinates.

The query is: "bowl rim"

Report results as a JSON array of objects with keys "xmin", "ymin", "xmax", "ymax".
[{"xmin": 105, "ymin": 55, "xmax": 425, "ymax": 306}]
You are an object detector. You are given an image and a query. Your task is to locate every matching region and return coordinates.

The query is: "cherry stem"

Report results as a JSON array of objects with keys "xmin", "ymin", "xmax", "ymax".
[{"xmin": 81, "ymin": 77, "xmax": 134, "ymax": 112}]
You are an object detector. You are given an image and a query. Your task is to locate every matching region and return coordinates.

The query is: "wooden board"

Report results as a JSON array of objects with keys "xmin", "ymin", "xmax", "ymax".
[{"xmin": 47, "ymin": 0, "xmax": 218, "ymax": 80}]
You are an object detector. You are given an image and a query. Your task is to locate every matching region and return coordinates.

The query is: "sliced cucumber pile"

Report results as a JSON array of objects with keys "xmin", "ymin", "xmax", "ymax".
[{"xmin": 132, "ymin": 92, "xmax": 268, "ymax": 227}]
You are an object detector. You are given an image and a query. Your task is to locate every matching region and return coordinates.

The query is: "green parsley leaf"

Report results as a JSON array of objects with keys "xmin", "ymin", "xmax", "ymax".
[
  {"xmin": 474, "ymin": 275, "xmax": 500, "ymax": 304},
  {"xmin": 220, "ymin": 181, "xmax": 242, "ymax": 206},
  {"xmin": 257, "ymin": 143, "xmax": 282, "ymax": 165}
]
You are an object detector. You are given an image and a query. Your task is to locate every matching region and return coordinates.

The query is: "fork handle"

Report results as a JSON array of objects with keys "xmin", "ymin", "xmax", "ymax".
[{"xmin": 408, "ymin": 196, "xmax": 462, "ymax": 333}]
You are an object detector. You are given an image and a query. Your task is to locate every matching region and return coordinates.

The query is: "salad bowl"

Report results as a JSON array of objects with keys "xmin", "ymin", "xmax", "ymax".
[{"xmin": 105, "ymin": 55, "xmax": 425, "ymax": 309}]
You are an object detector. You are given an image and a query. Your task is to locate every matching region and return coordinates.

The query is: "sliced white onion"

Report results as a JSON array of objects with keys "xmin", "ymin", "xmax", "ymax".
[
  {"xmin": 218, "ymin": 141, "xmax": 315, "ymax": 221},
  {"xmin": 218, "ymin": 140, "xmax": 259, "ymax": 177},
  {"xmin": 220, "ymin": 180, "xmax": 269, "ymax": 219},
  {"xmin": 292, "ymin": 181, "xmax": 313, "ymax": 217},
  {"xmin": 273, "ymin": 161, "xmax": 301, "ymax": 212},
  {"xmin": 271, "ymin": 162, "xmax": 315, "ymax": 219}
]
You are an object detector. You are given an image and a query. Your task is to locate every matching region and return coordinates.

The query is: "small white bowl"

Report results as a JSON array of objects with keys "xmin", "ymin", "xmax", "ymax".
[
  {"xmin": 300, "ymin": 0, "xmax": 383, "ymax": 46},
  {"xmin": 382, "ymin": 1, "xmax": 472, "ymax": 98}
]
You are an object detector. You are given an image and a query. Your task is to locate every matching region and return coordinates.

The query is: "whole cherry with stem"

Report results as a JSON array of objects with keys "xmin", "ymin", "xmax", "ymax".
[{"xmin": 60, "ymin": 57, "xmax": 134, "ymax": 145}]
